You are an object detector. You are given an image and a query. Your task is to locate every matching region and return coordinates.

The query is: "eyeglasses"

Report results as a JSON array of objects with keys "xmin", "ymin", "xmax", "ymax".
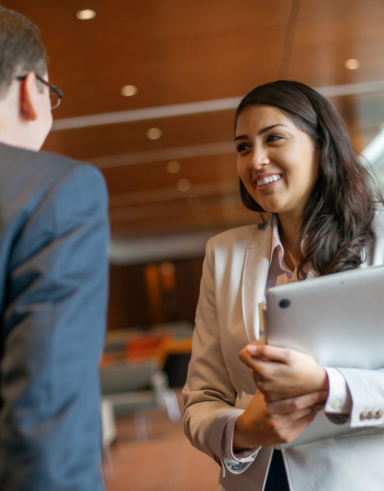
[{"xmin": 15, "ymin": 73, "xmax": 64, "ymax": 109}]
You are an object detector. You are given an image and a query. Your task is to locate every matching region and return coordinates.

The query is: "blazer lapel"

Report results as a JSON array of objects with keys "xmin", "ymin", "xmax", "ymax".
[{"xmin": 241, "ymin": 219, "xmax": 273, "ymax": 343}]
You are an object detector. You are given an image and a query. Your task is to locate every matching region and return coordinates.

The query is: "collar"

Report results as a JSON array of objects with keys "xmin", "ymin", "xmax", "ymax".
[{"xmin": 270, "ymin": 215, "xmax": 313, "ymax": 276}]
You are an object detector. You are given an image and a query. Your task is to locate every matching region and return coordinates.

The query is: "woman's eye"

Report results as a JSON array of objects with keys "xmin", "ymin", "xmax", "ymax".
[
  {"xmin": 236, "ymin": 143, "xmax": 250, "ymax": 153},
  {"xmin": 267, "ymin": 134, "xmax": 283, "ymax": 143}
]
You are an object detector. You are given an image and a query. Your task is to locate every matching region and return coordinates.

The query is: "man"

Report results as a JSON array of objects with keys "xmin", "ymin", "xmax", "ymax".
[{"xmin": 0, "ymin": 7, "xmax": 109, "ymax": 490}]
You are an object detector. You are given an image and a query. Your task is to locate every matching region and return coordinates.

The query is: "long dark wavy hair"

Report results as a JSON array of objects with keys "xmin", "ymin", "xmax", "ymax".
[{"xmin": 236, "ymin": 80, "xmax": 383, "ymax": 279}]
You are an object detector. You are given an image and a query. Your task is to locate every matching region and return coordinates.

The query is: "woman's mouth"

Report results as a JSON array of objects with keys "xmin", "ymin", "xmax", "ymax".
[{"xmin": 256, "ymin": 174, "xmax": 282, "ymax": 187}]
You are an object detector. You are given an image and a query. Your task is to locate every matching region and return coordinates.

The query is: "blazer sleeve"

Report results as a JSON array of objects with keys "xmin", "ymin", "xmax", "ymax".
[
  {"xmin": 0, "ymin": 164, "xmax": 109, "ymax": 491},
  {"xmin": 183, "ymin": 238, "xmax": 244, "ymax": 465},
  {"xmin": 334, "ymin": 368, "xmax": 384, "ymax": 428}
]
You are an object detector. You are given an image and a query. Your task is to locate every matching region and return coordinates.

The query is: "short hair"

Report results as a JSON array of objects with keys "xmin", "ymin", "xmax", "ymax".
[
  {"xmin": 235, "ymin": 80, "xmax": 383, "ymax": 278},
  {"xmin": 0, "ymin": 6, "xmax": 47, "ymax": 96}
]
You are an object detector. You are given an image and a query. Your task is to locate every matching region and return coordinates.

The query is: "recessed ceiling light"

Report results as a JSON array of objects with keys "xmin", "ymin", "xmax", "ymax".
[
  {"xmin": 167, "ymin": 161, "xmax": 181, "ymax": 173},
  {"xmin": 177, "ymin": 178, "xmax": 191, "ymax": 192},
  {"xmin": 121, "ymin": 85, "xmax": 138, "ymax": 97},
  {"xmin": 146, "ymin": 128, "xmax": 162, "ymax": 140},
  {"xmin": 76, "ymin": 9, "xmax": 96, "ymax": 20},
  {"xmin": 344, "ymin": 59, "xmax": 361, "ymax": 70}
]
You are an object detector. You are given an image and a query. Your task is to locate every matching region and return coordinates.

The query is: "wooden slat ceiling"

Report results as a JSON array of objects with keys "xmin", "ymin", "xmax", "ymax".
[{"xmin": 5, "ymin": 0, "xmax": 384, "ymax": 239}]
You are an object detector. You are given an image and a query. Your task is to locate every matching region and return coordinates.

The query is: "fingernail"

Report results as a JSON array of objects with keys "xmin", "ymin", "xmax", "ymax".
[{"xmin": 247, "ymin": 345, "xmax": 258, "ymax": 355}]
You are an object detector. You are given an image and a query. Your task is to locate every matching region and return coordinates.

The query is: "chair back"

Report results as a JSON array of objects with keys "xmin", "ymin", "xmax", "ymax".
[{"xmin": 99, "ymin": 361, "xmax": 156, "ymax": 395}]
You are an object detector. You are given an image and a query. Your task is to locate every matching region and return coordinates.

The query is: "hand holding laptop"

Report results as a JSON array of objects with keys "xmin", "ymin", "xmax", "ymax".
[
  {"xmin": 233, "ymin": 341, "xmax": 329, "ymax": 451},
  {"xmin": 239, "ymin": 341, "xmax": 329, "ymax": 402},
  {"xmin": 233, "ymin": 385, "xmax": 324, "ymax": 451},
  {"xmin": 237, "ymin": 266, "xmax": 384, "ymax": 450}
]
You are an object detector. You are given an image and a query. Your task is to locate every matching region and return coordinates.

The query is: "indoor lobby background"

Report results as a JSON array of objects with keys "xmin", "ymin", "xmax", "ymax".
[{"xmin": 5, "ymin": 1, "xmax": 384, "ymax": 490}]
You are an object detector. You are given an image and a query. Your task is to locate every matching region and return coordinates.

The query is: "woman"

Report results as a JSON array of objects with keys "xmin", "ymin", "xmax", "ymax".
[{"xmin": 183, "ymin": 81, "xmax": 384, "ymax": 491}]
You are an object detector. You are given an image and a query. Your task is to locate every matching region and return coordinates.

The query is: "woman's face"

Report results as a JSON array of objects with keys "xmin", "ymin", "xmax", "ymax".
[{"xmin": 236, "ymin": 105, "xmax": 319, "ymax": 220}]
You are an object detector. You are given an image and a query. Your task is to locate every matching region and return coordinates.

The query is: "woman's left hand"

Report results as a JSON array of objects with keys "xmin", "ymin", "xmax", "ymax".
[{"xmin": 239, "ymin": 342, "xmax": 329, "ymax": 402}]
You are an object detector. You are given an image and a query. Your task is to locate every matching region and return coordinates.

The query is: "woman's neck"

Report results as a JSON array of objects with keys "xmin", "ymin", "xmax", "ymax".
[{"xmin": 277, "ymin": 213, "xmax": 302, "ymax": 269}]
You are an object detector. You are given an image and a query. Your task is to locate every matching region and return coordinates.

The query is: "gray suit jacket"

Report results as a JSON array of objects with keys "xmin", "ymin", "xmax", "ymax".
[
  {"xmin": 184, "ymin": 212, "xmax": 384, "ymax": 491},
  {"xmin": 0, "ymin": 143, "xmax": 109, "ymax": 490}
]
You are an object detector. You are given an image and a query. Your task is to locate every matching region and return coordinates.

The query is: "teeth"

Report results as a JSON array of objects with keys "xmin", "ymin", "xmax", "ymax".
[{"xmin": 257, "ymin": 174, "xmax": 281, "ymax": 186}]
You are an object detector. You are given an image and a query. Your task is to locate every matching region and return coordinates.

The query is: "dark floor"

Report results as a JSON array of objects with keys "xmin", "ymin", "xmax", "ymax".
[{"xmin": 104, "ymin": 391, "xmax": 219, "ymax": 491}]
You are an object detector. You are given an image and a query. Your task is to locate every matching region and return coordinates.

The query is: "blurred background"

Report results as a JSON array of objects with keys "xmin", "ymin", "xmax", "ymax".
[{"xmin": 5, "ymin": 0, "xmax": 384, "ymax": 489}]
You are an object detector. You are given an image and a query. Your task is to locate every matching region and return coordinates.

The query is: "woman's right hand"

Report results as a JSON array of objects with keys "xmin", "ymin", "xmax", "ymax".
[{"xmin": 233, "ymin": 390, "xmax": 327, "ymax": 451}]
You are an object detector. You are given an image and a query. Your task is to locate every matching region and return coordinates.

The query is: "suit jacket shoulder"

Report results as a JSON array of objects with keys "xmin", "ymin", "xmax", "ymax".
[
  {"xmin": 0, "ymin": 143, "xmax": 107, "ymax": 228},
  {"xmin": 0, "ymin": 142, "xmax": 82, "ymax": 186},
  {"xmin": 209, "ymin": 217, "xmax": 272, "ymax": 253}
]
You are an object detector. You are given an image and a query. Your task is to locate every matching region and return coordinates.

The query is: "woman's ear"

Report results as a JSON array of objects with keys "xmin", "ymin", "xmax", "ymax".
[{"xmin": 19, "ymin": 72, "xmax": 38, "ymax": 121}]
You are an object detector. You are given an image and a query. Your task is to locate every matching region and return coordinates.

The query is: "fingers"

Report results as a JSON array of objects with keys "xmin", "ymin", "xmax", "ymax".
[
  {"xmin": 242, "ymin": 351, "xmax": 274, "ymax": 389},
  {"xmin": 281, "ymin": 405, "xmax": 313, "ymax": 422},
  {"xmin": 267, "ymin": 391, "xmax": 329, "ymax": 415},
  {"xmin": 247, "ymin": 344, "xmax": 292, "ymax": 364},
  {"xmin": 240, "ymin": 343, "xmax": 328, "ymax": 404},
  {"xmin": 239, "ymin": 342, "xmax": 258, "ymax": 369},
  {"xmin": 285, "ymin": 408, "xmax": 318, "ymax": 440},
  {"xmin": 265, "ymin": 405, "xmax": 318, "ymax": 446},
  {"xmin": 239, "ymin": 344, "xmax": 287, "ymax": 398},
  {"xmin": 246, "ymin": 366, "xmax": 258, "ymax": 385},
  {"xmin": 237, "ymin": 390, "xmax": 319, "ymax": 448},
  {"xmin": 239, "ymin": 344, "xmax": 283, "ymax": 378}
]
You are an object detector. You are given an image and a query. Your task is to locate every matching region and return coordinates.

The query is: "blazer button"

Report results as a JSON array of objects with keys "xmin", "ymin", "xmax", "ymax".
[
  {"xmin": 360, "ymin": 411, "xmax": 368, "ymax": 420},
  {"xmin": 375, "ymin": 410, "xmax": 384, "ymax": 419}
]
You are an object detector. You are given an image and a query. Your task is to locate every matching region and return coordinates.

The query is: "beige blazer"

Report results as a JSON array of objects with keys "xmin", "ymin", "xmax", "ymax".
[{"xmin": 183, "ymin": 212, "xmax": 384, "ymax": 491}]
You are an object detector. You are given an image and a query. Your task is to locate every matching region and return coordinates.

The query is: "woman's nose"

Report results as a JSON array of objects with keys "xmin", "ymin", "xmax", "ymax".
[{"xmin": 249, "ymin": 148, "xmax": 270, "ymax": 169}]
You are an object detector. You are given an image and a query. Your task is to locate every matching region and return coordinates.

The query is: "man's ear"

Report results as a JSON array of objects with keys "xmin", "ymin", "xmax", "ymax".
[{"xmin": 19, "ymin": 72, "xmax": 38, "ymax": 121}]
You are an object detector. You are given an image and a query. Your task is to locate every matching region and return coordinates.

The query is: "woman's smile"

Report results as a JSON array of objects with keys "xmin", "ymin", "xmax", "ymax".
[{"xmin": 255, "ymin": 173, "xmax": 283, "ymax": 189}]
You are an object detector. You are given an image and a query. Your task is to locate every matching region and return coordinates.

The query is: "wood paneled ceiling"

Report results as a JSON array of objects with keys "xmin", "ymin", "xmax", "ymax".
[{"xmin": 6, "ymin": 0, "xmax": 384, "ymax": 238}]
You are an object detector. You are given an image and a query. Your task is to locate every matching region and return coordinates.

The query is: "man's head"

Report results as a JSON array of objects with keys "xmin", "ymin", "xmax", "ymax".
[
  {"xmin": 0, "ymin": 7, "xmax": 53, "ymax": 151},
  {"xmin": 0, "ymin": 6, "xmax": 47, "ymax": 94}
]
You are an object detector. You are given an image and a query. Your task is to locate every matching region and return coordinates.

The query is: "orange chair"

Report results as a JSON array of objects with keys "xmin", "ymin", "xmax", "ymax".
[
  {"xmin": 126, "ymin": 334, "xmax": 169, "ymax": 361},
  {"xmin": 156, "ymin": 337, "xmax": 192, "ymax": 387}
]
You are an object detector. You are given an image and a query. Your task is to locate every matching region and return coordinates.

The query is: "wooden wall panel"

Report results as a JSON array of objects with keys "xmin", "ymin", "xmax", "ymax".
[
  {"xmin": 108, "ymin": 263, "xmax": 152, "ymax": 329},
  {"xmin": 6, "ymin": 0, "xmax": 288, "ymax": 117},
  {"xmin": 108, "ymin": 256, "xmax": 204, "ymax": 329},
  {"xmin": 43, "ymin": 110, "xmax": 238, "ymax": 160},
  {"xmin": 175, "ymin": 257, "xmax": 204, "ymax": 324},
  {"xmin": 103, "ymin": 153, "xmax": 239, "ymax": 196},
  {"xmin": 288, "ymin": 0, "xmax": 384, "ymax": 85}
]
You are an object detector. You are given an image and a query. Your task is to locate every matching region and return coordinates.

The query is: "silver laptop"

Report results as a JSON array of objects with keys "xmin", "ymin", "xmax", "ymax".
[{"xmin": 265, "ymin": 265, "xmax": 384, "ymax": 449}]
